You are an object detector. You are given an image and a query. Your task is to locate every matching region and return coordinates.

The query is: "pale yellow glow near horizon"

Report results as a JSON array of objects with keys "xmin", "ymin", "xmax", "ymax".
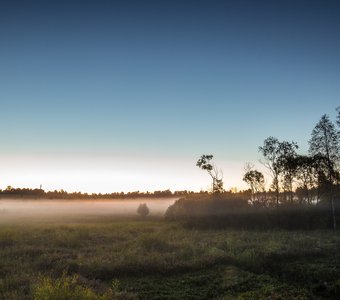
[{"xmin": 0, "ymin": 154, "xmax": 267, "ymax": 193}]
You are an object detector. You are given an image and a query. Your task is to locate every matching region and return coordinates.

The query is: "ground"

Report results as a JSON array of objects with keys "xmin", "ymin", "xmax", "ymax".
[{"xmin": 0, "ymin": 214, "xmax": 340, "ymax": 299}]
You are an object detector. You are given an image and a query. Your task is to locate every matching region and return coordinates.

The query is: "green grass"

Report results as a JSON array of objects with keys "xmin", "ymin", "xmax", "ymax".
[{"xmin": 0, "ymin": 215, "xmax": 340, "ymax": 299}]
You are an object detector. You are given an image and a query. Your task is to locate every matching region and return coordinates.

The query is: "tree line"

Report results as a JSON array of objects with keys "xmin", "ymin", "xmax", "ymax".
[
  {"xmin": 196, "ymin": 107, "xmax": 340, "ymax": 229},
  {"xmin": 0, "ymin": 187, "xmax": 195, "ymax": 200}
]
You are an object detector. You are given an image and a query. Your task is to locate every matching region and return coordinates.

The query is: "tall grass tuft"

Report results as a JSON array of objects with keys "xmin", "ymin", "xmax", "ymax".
[{"xmin": 32, "ymin": 273, "xmax": 137, "ymax": 300}]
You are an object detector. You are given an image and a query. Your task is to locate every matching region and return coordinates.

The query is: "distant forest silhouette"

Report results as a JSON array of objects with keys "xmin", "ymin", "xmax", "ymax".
[{"xmin": 0, "ymin": 187, "xmax": 193, "ymax": 200}]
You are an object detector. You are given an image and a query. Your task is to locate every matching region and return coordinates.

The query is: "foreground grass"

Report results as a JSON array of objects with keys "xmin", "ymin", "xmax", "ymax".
[{"xmin": 0, "ymin": 215, "xmax": 340, "ymax": 299}]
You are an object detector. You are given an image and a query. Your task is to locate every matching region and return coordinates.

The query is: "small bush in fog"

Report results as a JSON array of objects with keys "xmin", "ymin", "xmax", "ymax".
[{"xmin": 137, "ymin": 203, "xmax": 150, "ymax": 218}]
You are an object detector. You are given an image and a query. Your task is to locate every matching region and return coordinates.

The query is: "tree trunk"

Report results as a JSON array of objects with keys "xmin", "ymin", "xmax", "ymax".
[{"xmin": 330, "ymin": 186, "xmax": 336, "ymax": 231}]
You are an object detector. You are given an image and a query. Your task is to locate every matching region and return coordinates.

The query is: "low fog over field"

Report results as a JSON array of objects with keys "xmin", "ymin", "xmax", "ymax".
[{"xmin": 0, "ymin": 198, "xmax": 178, "ymax": 218}]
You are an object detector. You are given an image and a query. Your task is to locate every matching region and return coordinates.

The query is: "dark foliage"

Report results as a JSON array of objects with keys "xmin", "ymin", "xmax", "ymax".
[
  {"xmin": 165, "ymin": 195, "xmax": 340, "ymax": 230},
  {"xmin": 137, "ymin": 203, "xmax": 150, "ymax": 217},
  {"xmin": 165, "ymin": 194, "xmax": 248, "ymax": 219}
]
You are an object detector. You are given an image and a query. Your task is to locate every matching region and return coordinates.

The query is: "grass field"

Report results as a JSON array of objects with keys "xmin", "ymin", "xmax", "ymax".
[{"xmin": 0, "ymin": 214, "xmax": 340, "ymax": 299}]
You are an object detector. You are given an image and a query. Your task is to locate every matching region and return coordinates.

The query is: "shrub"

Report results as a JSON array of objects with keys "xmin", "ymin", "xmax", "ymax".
[
  {"xmin": 137, "ymin": 203, "xmax": 150, "ymax": 218},
  {"xmin": 165, "ymin": 195, "xmax": 339, "ymax": 230},
  {"xmin": 33, "ymin": 273, "xmax": 114, "ymax": 300},
  {"xmin": 165, "ymin": 194, "xmax": 248, "ymax": 220}
]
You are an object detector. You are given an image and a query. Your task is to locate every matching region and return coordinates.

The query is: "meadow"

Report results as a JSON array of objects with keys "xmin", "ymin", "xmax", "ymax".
[{"xmin": 0, "ymin": 209, "xmax": 340, "ymax": 299}]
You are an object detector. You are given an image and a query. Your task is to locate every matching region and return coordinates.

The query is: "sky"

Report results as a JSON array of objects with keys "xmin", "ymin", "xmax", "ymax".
[{"xmin": 0, "ymin": 0, "xmax": 339, "ymax": 193}]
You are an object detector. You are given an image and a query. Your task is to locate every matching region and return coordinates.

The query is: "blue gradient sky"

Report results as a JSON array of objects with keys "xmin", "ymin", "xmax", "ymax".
[{"xmin": 1, "ymin": 0, "xmax": 339, "ymax": 192}]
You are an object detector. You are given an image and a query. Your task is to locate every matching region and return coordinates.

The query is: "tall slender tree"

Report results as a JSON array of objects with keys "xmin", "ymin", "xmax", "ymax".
[
  {"xmin": 309, "ymin": 114, "xmax": 340, "ymax": 230},
  {"xmin": 243, "ymin": 169, "xmax": 265, "ymax": 204},
  {"xmin": 309, "ymin": 115, "xmax": 339, "ymax": 182},
  {"xmin": 294, "ymin": 155, "xmax": 318, "ymax": 204},
  {"xmin": 277, "ymin": 141, "xmax": 299, "ymax": 203},
  {"xmin": 259, "ymin": 137, "xmax": 298, "ymax": 206},
  {"xmin": 196, "ymin": 155, "xmax": 224, "ymax": 194},
  {"xmin": 259, "ymin": 137, "xmax": 281, "ymax": 206}
]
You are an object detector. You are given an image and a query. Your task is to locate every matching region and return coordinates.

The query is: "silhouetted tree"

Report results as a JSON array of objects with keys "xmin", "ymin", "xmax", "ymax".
[
  {"xmin": 243, "ymin": 169, "xmax": 265, "ymax": 204},
  {"xmin": 259, "ymin": 137, "xmax": 299, "ymax": 205},
  {"xmin": 309, "ymin": 115, "xmax": 339, "ymax": 179},
  {"xmin": 294, "ymin": 155, "xmax": 318, "ymax": 204},
  {"xmin": 196, "ymin": 155, "xmax": 224, "ymax": 194},
  {"xmin": 309, "ymin": 114, "xmax": 340, "ymax": 230},
  {"xmin": 277, "ymin": 141, "xmax": 299, "ymax": 203},
  {"xmin": 259, "ymin": 137, "xmax": 282, "ymax": 206}
]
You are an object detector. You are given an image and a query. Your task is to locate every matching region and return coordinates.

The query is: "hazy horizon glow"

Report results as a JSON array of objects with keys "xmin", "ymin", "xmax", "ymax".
[
  {"xmin": 1, "ymin": 0, "xmax": 339, "ymax": 192},
  {"xmin": 0, "ymin": 153, "xmax": 257, "ymax": 193}
]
